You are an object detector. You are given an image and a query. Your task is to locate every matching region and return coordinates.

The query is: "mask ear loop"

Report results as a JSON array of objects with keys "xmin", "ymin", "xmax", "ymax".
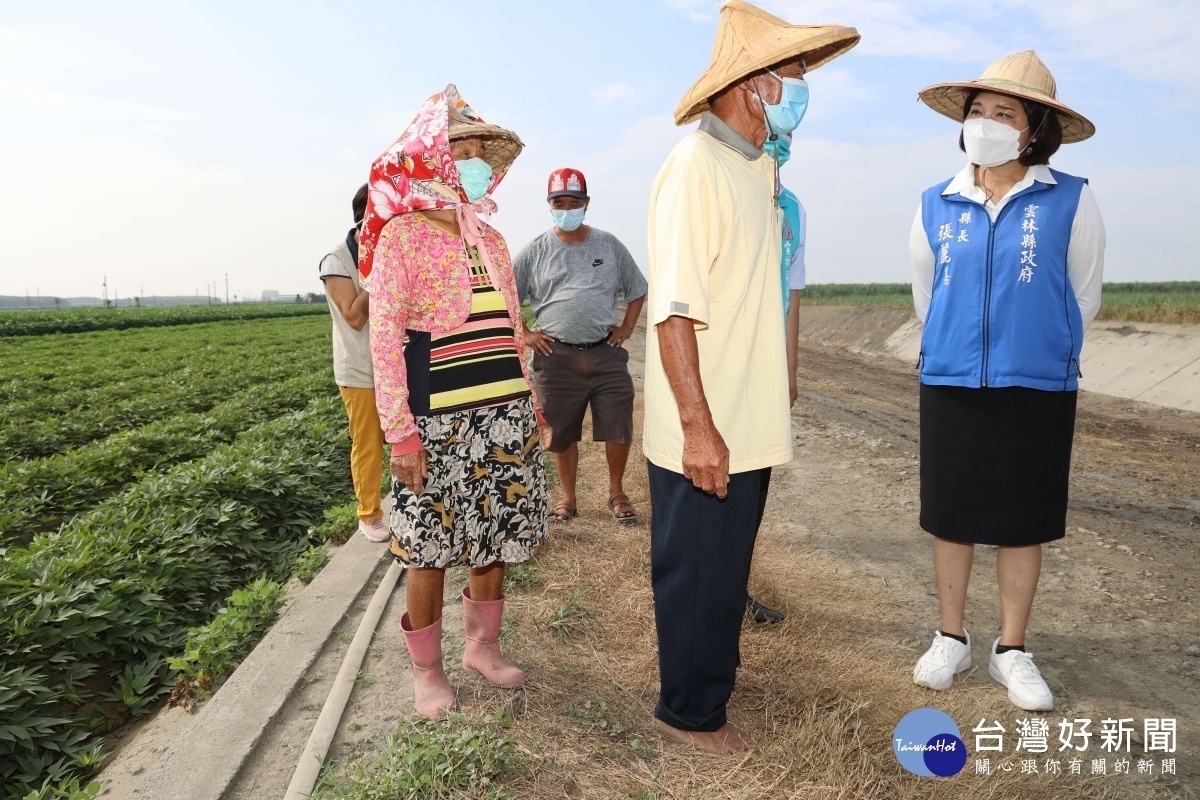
[{"xmin": 1023, "ymin": 109, "xmax": 1051, "ymax": 156}]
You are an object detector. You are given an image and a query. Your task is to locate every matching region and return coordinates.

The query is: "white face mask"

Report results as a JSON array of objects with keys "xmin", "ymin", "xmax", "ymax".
[{"xmin": 962, "ymin": 117, "xmax": 1027, "ymax": 168}]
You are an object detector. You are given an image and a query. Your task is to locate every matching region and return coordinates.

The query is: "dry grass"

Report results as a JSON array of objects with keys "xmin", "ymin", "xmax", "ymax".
[{"xmin": 443, "ymin": 390, "xmax": 1135, "ymax": 799}]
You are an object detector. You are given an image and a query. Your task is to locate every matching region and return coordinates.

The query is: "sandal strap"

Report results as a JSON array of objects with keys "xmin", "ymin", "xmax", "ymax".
[{"xmin": 609, "ymin": 495, "xmax": 634, "ymax": 514}]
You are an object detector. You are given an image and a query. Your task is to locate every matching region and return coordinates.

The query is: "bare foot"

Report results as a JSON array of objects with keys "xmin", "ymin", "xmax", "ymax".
[
  {"xmin": 735, "ymin": 666, "xmax": 763, "ymax": 689},
  {"xmin": 654, "ymin": 719, "xmax": 755, "ymax": 755}
]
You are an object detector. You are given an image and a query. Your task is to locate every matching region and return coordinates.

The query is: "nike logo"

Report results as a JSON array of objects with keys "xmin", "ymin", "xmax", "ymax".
[{"xmin": 592, "ymin": 258, "xmax": 604, "ymax": 267}]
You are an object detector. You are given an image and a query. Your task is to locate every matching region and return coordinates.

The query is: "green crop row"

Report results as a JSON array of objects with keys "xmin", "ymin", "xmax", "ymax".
[
  {"xmin": 0, "ymin": 397, "xmax": 352, "ymax": 796},
  {"xmin": 0, "ymin": 316, "xmax": 327, "ymax": 407},
  {"xmin": 0, "ymin": 372, "xmax": 333, "ymax": 543},
  {"xmin": 167, "ymin": 576, "xmax": 288, "ymax": 712},
  {"xmin": 0, "ymin": 321, "xmax": 332, "ymax": 462},
  {"xmin": 0, "ymin": 303, "xmax": 328, "ymax": 338}
]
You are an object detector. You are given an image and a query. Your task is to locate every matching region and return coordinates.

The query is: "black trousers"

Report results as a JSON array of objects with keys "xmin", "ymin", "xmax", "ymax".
[{"xmin": 648, "ymin": 461, "xmax": 772, "ymax": 732}]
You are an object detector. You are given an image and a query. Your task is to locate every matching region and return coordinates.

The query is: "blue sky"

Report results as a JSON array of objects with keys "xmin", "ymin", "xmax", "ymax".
[{"xmin": 1, "ymin": 0, "xmax": 1197, "ymax": 301}]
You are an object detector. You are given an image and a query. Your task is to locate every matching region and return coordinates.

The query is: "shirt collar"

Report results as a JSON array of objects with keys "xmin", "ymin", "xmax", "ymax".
[
  {"xmin": 698, "ymin": 111, "xmax": 764, "ymax": 161},
  {"xmin": 944, "ymin": 162, "xmax": 1057, "ymax": 198}
]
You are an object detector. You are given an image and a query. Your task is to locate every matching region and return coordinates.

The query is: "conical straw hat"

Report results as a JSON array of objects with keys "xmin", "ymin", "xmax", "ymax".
[
  {"xmin": 918, "ymin": 50, "xmax": 1095, "ymax": 143},
  {"xmin": 674, "ymin": 0, "xmax": 860, "ymax": 126},
  {"xmin": 446, "ymin": 84, "xmax": 524, "ymax": 176}
]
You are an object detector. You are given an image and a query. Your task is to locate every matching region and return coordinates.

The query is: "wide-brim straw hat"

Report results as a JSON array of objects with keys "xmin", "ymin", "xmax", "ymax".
[
  {"xmin": 446, "ymin": 85, "xmax": 524, "ymax": 175},
  {"xmin": 918, "ymin": 50, "xmax": 1095, "ymax": 143},
  {"xmin": 675, "ymin": 0, "xmax": 860, "ymax": 126}
]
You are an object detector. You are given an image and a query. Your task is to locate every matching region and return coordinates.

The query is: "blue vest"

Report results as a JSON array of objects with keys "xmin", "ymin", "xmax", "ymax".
[
  {"xmin": 919, "ymin": 168, "xmax": 1087, "ymax": 392},
  {"xmin": 780, "ymin": 188, "xmax": 804, "ymax": 317}
]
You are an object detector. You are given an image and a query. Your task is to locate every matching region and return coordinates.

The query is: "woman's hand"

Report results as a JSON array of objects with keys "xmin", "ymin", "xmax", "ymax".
[
  {"xmin": 524, "ymin": 329, "xmax": 555, "ymax": 357},
  {"xmin": 539, "ymin": 424, "xmax": 554, "ymax": 453},
  {"xmin": 391, "ymin": 449, "xmax": 429, "ymax": 494}
]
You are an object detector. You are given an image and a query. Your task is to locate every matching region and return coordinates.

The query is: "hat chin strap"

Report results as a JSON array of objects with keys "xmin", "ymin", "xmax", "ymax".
[
  {"xmin": 747, "ymin": 79, "xmax": 782, "ymax": 206},
  {"xmin": 455, "ymin": 203, "xmax": 502, "ymax": 290}
]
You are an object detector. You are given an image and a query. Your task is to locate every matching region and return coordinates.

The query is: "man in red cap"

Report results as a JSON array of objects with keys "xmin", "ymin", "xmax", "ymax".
[{"xmin": 514, "ymin": 168, "xmax": 648, "ymax": 526}]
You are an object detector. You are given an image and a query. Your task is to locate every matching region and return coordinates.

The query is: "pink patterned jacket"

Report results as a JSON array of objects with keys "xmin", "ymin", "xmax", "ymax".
[{"xmin": 364, "ymin": 212, "xmax": 540, "ymax": 454}]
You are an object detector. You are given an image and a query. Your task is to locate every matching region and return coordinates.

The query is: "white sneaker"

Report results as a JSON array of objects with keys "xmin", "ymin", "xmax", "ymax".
[
  {"xmin": 913, "ymin": 630, "xmax": 972, "ymax": 691},
  {"xmin": 358, "ymin": 518, "xmax": 389, "ymax": 543},
  {"xmin": 988, "ymin": 639, "xmax": 1054, "ymax": 711}
]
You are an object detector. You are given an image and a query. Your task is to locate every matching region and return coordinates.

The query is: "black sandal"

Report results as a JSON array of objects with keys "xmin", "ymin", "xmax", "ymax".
[
  {"xmin": 607, "ymin": 494, "xmax": 638, "ymax": 526},
  {"xmin": 549, "ymin": 501, "xmax": 578, "ymax": 523}
]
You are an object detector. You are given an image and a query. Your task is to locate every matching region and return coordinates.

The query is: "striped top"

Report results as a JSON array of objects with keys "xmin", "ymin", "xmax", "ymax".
[{"xmin": 427, "ymin": 247, "xmax": 531, "ymax": 414}]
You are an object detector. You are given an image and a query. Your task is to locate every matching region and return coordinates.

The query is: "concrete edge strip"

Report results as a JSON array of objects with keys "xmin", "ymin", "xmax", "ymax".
[
  {"xmin": 1132, "ymin": 353, "xmax": 1200, "ymax": 401},
  {"xmin": 127, "ymin": 536, "xmax": 391, "ymax": 800}
]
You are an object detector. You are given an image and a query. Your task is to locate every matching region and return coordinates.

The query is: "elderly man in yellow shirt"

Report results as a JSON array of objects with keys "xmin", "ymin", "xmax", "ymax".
[{"xmin": 643, "ymin": 1, "xmax": 858, "ymax": 755}]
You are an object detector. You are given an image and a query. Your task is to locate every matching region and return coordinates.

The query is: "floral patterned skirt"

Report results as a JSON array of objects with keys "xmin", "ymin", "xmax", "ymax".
[{"xmin": 388, "ymin": 398, "xmax": 548, "ymax": 569}]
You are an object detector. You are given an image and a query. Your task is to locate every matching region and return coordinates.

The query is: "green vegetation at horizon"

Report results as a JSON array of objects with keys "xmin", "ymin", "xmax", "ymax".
[
  {"xmin": 799, "ymin": 281, "xmax": 1200, "ymax": 325},
  {"xmin": 0, "ymin": 302, "xmax": 328, "ymax": 337}
]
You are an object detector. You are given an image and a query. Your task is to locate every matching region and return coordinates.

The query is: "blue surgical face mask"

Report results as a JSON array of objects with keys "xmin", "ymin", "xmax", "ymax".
[
  {"xmin": 760, "ymin": 71, "xmax": 809, "ymax": 136},
  {"xmin": 762, "ymin": 134, "xmax": 793, "ymax": 165},
  {"xmin": 456, "ymin": 157, "xmax": 493, "ymax": 202},
  {"xmin": 551, "ymin": 206, "xmax": 586, "ymax": 232}
]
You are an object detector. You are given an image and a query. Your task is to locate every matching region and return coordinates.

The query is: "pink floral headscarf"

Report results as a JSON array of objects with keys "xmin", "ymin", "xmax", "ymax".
[{"xmin": 358, "ymin": 84, "xmax": 512, "ymax": 284}]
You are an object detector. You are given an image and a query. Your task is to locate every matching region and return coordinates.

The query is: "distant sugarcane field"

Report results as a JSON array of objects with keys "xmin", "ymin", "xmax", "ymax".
[{"xmin": 799, "ymin": 281, "xmax": 1200, "ymax": 325}]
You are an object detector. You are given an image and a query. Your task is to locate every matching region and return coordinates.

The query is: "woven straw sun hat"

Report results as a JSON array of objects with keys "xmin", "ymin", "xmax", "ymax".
[
  {"xmin": 445, "ymin": 84, "xmax": 524, "ymax": 175},
  {"xmin": 918, "ymin": 50, "xmax": 1095, "ymax": 143},
  {"xmin": 675, "ymin": 0, "xmax": 860, "ymax": 126}
]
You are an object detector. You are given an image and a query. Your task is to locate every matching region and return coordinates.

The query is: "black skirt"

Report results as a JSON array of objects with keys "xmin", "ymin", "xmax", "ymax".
[{"xmin": 920, "ymin": 384, "xmax": 1078, "ymax": 546}]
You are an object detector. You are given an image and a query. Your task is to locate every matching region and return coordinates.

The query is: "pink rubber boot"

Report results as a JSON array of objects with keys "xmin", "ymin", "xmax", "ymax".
[
  {"xmin": 461, "ymin": 587, "xmax": 525, "ymax": 688},
  {"xmin": 400, "ymin": 612, "xmax": 456, "ymax": 718}
]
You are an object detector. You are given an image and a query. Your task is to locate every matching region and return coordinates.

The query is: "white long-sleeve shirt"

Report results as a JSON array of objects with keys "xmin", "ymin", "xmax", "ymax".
[{"xmin": 911, "ymin": 163, "xmax": 1105, "ymax": 327}]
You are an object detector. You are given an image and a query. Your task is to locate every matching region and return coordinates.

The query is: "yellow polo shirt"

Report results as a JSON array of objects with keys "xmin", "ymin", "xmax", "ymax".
[{"xmin": 643, "ymin": 126, "xmax": 792, "ymax": 475}]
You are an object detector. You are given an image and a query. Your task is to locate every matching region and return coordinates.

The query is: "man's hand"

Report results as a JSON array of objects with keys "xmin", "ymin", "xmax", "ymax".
[
  {"xmin": 682, "ymin": 421, "xmax": 730, "ymax": 498},
  {"xmin": 524, "ymin": 329, "xmax": 555, "ymax": 357},
  {"xmin": 790, "ymin": 382, "xmax": 798, "ymax": 407},
  {"xmin": 606, "ymin": 324, "xmax": 634, "ymax": 347},
  {"xmin": 391, "ymin": 449, "xmax": 429, "ymax": 494}
]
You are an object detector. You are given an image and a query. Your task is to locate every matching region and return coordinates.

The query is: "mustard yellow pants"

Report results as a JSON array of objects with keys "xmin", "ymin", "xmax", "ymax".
[{"xmin": 338, "ymin": 386, "xmax": 385, "ymax": 522}]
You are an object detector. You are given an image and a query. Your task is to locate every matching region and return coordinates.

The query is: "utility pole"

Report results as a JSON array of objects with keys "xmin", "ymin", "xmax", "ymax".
[
  {"xmin": 102, "ymin": 274, "xmax": 108, "ymax": 308},
  {"xmin": 225, "ymin": 272, "xmax": 229, "ymax": 305}
]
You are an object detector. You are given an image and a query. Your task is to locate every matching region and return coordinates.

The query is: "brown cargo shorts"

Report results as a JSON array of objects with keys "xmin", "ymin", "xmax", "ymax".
[{"xmin": 530, "ymin": 341, "xmax": 635, "ymax": 454}]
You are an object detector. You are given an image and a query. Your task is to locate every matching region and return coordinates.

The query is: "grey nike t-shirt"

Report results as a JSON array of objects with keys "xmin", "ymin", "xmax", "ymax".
[{"xmin": 513, "ymin": 227, "xmax": 648, "ymax": 344}]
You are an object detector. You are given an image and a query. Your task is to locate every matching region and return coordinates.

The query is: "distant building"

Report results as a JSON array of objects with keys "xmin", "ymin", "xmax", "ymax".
[{"xmin": 262, "ymin": 290, "xmax": 280, "ymax": 302}]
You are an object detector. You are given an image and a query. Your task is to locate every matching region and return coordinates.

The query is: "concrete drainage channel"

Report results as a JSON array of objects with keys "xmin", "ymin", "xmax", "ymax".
[
  {"xmin": 796, "ymin": 306, "xmax": 1200, "ymax": 413},
  {"xmin": 105, "ymin": 533, "xmax": 402, "ymax": 800}
]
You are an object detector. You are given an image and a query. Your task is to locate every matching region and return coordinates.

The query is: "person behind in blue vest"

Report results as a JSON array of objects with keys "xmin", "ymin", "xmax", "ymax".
[
  {"xmin": 738, "ymin": 131, "xmax": 807, "ymax": 628},
  {"xmin": 767, "ymin": 132, "xmax": 807, "ymax": 407},
  {"xmin": 909, "ymin": 51, "xmax": 1105, "ymax": 712}
]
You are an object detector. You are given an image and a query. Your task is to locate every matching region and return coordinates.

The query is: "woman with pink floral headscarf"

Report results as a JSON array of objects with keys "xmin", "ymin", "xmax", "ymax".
[{"xmin": 361, "ymin": 85, "xmax": 550, "ymax": 718}]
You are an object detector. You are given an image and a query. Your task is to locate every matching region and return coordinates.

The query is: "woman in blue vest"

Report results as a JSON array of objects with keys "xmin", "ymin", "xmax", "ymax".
[{"xmin": 908, "ymin": 51, "xmax": 1105, "ymax": 711}]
